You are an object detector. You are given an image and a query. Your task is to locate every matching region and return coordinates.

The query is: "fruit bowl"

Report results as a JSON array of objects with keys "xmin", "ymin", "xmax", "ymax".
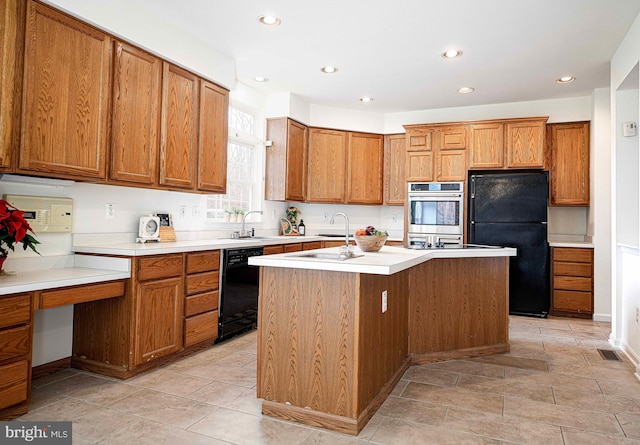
[{"xmin": 354, "ymin": 234, "xmax": 388, "ymax": 252}]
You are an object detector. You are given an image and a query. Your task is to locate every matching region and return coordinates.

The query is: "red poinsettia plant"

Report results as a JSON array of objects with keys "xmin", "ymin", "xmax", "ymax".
[{"xmin": 0, "ymin": 200, "xmax": 40, "ymax": 257}]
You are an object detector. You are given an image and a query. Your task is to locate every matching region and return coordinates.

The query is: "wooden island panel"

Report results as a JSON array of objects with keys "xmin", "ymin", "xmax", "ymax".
[
  {"xmin": 258, "ymin": 267, "xmax": 409, "ymax": 435},
  {"xmin": 408, "ymin": 257, "xmax": 510, "ymax": 363}
]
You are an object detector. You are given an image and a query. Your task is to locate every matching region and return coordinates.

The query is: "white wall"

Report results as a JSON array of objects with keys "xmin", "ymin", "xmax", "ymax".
[
  {"xmin": 592, "ymin": 88, "xmax": 613, "ymax": 321},
  {"xmin": 610, "ymin": 11, "xmax": 640, "ymax": 374}
]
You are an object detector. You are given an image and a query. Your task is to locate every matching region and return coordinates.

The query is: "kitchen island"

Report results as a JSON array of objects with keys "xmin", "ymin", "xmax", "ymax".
[{"xmin": 249, "ymin": 245, "xmax": 516, "ymax": 435}]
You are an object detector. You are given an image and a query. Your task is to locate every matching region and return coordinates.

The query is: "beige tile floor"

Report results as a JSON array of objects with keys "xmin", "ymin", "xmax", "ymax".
[{"xmin": 18, "ymin": 316, "xmax": 640, "ymax": 444}]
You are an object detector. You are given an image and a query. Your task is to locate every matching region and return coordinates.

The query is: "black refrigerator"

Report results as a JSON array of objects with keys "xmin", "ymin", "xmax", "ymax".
[{"xmin": 468, "ymin": 172, "xmax": 549, "ymax": 317}]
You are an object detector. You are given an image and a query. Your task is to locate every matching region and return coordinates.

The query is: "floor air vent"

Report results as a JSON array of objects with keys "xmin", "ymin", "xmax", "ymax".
[{"xmin": 597, "ymin": 349, "xmax": 621, "ymax": 361}]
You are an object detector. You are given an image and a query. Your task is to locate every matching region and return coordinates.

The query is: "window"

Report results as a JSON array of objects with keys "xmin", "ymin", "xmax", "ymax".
[{"xmin": 206, "ymin": 106, "xmax": 263, "ymax": 221}]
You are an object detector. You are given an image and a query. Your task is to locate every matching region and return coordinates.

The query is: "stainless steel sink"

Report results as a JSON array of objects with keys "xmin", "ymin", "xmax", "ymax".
[{"xmin": 292, "ymin": 252, "xmax": 363, "ymax": 261}]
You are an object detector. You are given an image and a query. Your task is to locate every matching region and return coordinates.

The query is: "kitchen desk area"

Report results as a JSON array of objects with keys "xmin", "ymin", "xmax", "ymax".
[{"xmin": 250, "ymin": 245, "xmax": 516, "ymax": 435}]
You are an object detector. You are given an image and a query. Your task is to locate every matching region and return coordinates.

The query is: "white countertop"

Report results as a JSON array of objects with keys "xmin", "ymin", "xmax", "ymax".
[
  {"xmin": 72, "ymin": 235, "xmax": 326, "ymax": 256},
  {"xmin": 0, "ymin": 255, "xmax": 131, "ymax": 296},
  {"xmin": 248, "ymin": 245, "xmax": 517, "ymax": 275}
]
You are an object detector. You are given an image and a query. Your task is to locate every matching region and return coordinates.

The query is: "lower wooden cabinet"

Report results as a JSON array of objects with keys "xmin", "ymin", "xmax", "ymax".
[
  {"xmin": 184, "ymin": 250, "xmax": 220, "ymax": 347},
  {"xmin": 135, "ymin": 276, "xmax": 183, "ymax": 364},
  {"xmin": 550, "ymin": 247, "xmax": 594, "ymax": 317},
  {"xmin": 0, "ymin": 293, "xmax": 32, "ymax": 420}
]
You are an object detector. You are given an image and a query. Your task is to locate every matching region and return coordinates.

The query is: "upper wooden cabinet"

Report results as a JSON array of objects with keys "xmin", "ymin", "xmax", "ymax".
[
  {"xmin": 347, "ymin": 132, "xmax": 383, "ymax": 204},
  {"xmin": 109, "ymin": 41, "xmax": 161, "ymax": 186},
  {"xmin": 384, "ymin": 134, "xmax": 406, "ymax": 205},
  {"xmin": 0, "ymin": 0, "xmax": 25, "ymax": 171},
  {"xmin": 506, "ymin": 119, "xmax": 546, "ymax": 168},
  {"xmin": 406, "ymin": 130, "xmax": 432, "ymax": 151},
  {"xmin": 197, "ymin": 80, "xmax": 228, "ymax": 193},
  {"xmin": 20, "ymin": 1, "xmax": 111, "ymax": 180},
  {"xmin": 469, "ymin": 123, "xmax": 504, "ymax": 169},
  {"xmin": 439, "ymin": 125, "xmax": 466, "ymax": 149},
  {"xmin": 467, "ymin": 118, "xmax": 547, "ymax": 170},
  {"xmin": 548, "ymin": 121, "xmax": 590, "ymax": 206},
  {"xmin": 307, "ymin": 128, "xmax": 347, "ymax": 203},
  {"xmin": 159, "ymin": 63, "xmax": 199, "ymax": 190},
  {"xmin": 265, "ymin": 118, "xmax": 308, "ymax": 202}
]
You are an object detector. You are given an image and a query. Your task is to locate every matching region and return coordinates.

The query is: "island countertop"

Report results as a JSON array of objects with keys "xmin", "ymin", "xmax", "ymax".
[{"xmin": 249, "ymin": 244, "xmax": 517, "ymax": 275}]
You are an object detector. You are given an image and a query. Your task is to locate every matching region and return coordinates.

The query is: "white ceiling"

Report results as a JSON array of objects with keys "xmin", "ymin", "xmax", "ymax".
[{"xmin": 129, "ymin": 0, "xmax": 640, "ymax": 113}]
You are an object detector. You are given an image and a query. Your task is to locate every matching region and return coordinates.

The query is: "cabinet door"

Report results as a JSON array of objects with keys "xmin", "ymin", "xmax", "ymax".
[
  {"xmin": 439, "ymin": 126, "xmax": 466, "ymax": 149},
  {"xmin": 347, "ymin": 132, "xmax": 383, "ymax": 204},
  {"xmin": 198, "ymin": 79, "xmax": 229, "ymax": 193},
  {"xmin": 469, "ymin": 123, "xmax": 504, "ymax": 169},
  {"xmin": 435, "ymin": 150, "xmax": 466, "ymax": 181},
  {"xmin": 307, "ymin": 128, "xmax": 347, "ymax": 203},
  {"xmin": 160, "ymin": 63, "xmax": 198, "ymax": 189},
  {"xmin": 506, "ymin": 120, "xmax": 546, "ymax": 168},
  {"xmin": 384, "ymin": 134, "xmax": 406, "ymax": 205},
  {"xmin": 135, "ymin": 276, "xmax": 183, "ymax": 364},
  {"xmin": 549, "ymin": 122, "xmax": 590, "ymax": 206},
  {"xmin": 406, "ymin": 131, "xmax": 431, "ymax": 151},
  {"xmin": 406, "ymin": 151, "xmax": 433, "ymax": 182},
  {"xmin": 20, "ymin": 1, "xmax": 110, "ymax": 179},
  {"xmin": 0, "ymin": 0, "xmax": 25, "ymax": 170},
  {"xmin": 197, "ymin": 80, "xmax": 228, "ymax": 192},
  {"xmin": 109, "ymin": 41, "xmax": 161, "ymax": 185},
  {"xmin": 285, "ymin": 120, "xmax": 308, "ymax": 202}
]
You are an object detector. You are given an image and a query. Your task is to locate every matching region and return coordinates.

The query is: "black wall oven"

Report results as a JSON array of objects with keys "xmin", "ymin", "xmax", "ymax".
[{"xmin": 218, "ymin": 246, "xmax": 263, "ymax": 342}]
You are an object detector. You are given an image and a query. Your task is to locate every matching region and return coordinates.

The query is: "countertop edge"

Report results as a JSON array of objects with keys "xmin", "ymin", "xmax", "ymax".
[{"xmin": 249, "ymin": 246, "xmax": 517, "ymax": 275}]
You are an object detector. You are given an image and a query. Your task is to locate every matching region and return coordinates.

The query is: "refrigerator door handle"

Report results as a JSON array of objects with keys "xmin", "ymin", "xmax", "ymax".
[{"xmin": 541, "ymin": 222, "xmax": 547, "ymax": 225}]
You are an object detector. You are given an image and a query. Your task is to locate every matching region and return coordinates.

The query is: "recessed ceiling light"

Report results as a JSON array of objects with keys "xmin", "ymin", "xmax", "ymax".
[
  {"xmin": 556, "ymin": 76, "xmax": 576, "ymax": 84},
  {"xmin": 457, "ymin": 87, "xmax": 475, "ymax": 94},
  {"xmin": 442, "ymin": 49, "xmax": 463, "ymax": 59},
  {"xmin": 320, "ymin": 66, "xmax": 338, "ymax": 74},
  {"xmin": 253, "ymin": 76, "xmax": 269, "ymax": 82},
  {"xmin": 359, "ymin": 97, "xmax": 374, "ymax": 103},
  {"xmin": 257, "ymin": 15, "xmax": 281, "ymax": 26}
]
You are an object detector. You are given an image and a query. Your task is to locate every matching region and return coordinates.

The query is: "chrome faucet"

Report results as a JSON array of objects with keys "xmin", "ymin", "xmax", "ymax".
[
  {"xmin": 241, "ymin": 210, "xmax": 263, "ymax": 237},
  {"xmin": 329, "ymin": 212, "xmax": 353, "ymax": 257}
]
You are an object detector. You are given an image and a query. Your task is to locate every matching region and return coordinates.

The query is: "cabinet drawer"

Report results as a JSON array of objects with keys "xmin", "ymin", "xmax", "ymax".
[
  {"xmin": 554, "ymin": 262, "xmax": 592, "ymax": 277},
  {"xmin": 0, "ymin": 360, "xmax": 28, "ymax": 410},
  {"xmin": 303, "ymin": 241, "xmax": 323, "ymax": 250},
  {"xmin": 0, "ymin": 295, "xmax": 31, "ymax": 329},
  {"xmin": 283, "ymin": 243, "xmax": 303, "ymax": 253},
  {"xmin": 38, "ymin": 281, "xmax": 125, "ymax": 309},
  {"xmin": 553, "ymin": 290, "xmax": 592, "ymax": 313},
  {"xmin": 185, "ymin": 290, "xmax": 218, "ymax": 317},
  {"xmin": 263, "ymin": 245, "xmax": 284, "ymax": 255},
  {"xmin": 0, "ymin": 325, "xmax": 31, "ymax": 364},
  {"xmin": 186, "ymin": 251, "xmax": 220, "ymax": 274},
  {"xmin": 138, "ymin": 254, "xmax": 183, "ymax": 281},
  {"xmin": 553, "ymin": 247, "xmax": 593, "ymax": 263},
  {"xmin": 185, "ymin": 271, "xmax": 219, "ymax": 295},
  {"xmin": 184, "ymin": 310, "xmax": 218, "ymax": 347},
  {"xmin": 554, "ymin": 276, "xmax": 592, "ymax": 292}
]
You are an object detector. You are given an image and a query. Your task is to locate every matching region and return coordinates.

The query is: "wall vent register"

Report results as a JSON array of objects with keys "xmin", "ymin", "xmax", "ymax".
[{"xmin": 3, "ymin": 194, "xmax": 73, "ymax": 233}]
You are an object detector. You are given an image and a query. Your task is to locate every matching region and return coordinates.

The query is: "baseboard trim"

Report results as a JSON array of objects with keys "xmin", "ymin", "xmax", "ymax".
[{"xmin": 32, "ymin": 357, "xmax": 72, "ymax": 380}]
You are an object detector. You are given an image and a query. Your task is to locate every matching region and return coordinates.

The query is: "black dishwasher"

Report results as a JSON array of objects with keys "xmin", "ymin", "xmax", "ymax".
[{"xmin": 218, "ymin": 246, "xmax": 263, "ymax": 342}]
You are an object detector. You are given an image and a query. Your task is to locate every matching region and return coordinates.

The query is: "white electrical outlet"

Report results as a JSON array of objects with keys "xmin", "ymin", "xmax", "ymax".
[
  {"xmin": 636, "ymin": 307, "xmax": 639, "ymax": 324},
  {"xmin": 382, "ymin": 290, "xmax": 388, "ymax": 313},
  {"xmin": 192, "ymin": 206, "xmax": 200, "ymax": 218},
  {"xmin": 272, "ymin": 209, "xmax": 276, "ymax": 220},
  {"xmin": 105, "ymin": 203, "xmax": 115, "ymax": 219},
  {"xmin": 180, "ymin": 206, "xmax": 186, "ymax": 218},
  {"xmin": 392, "ymin": 214, "xmax": 397, "ymax": 223},
  {"xmin": 323, "ymin": 212, "xmax": 328, "ymax": 221}
]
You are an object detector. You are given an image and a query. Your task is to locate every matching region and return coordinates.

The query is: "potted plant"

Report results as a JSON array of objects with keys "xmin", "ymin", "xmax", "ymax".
[
  {"xmin": 224, "ymin": 208, "xmax": 233, "ymax": 222},
  {"xmin": 0, "ymin": 199, "xmax": 40, "ymax": 273}
]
